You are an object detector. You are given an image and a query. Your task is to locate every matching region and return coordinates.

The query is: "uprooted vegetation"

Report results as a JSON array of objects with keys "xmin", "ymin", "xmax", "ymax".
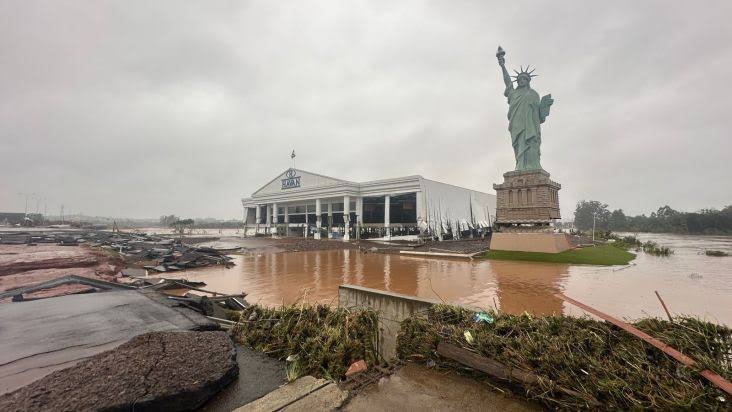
[
  {"xmin": 231, "ymin": 305, "xmax": 379, "ymax": 381},
  {"xmin": 605, "ymin": 233, "xmax": 674, "ymax": 256},
  {"xmin": 640, "ymin": 240, "xmax": 674, "ymax": 256},
  {"xmin": 397, "ymin": 304, "xmax": 731, "ymax": 410},
  {"xmin": 705, "ymin": 250, "xmax": 729, "ymax": 257},
  {"xmin": 228, "ymin": 302, "xmax": 731, "ymax": 409}
]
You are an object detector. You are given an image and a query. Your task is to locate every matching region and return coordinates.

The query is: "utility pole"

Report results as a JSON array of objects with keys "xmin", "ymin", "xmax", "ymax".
[
  {"xmin": 18, "ymin": 192, "xmax": 35, "ymax": 217},
  {"xmin": 60, "ymin": 205, "xmax": 65, "ymax": 224},
  {"xmin": 592, "ymin": 212, "xmax": 597, "ymax": 245}
]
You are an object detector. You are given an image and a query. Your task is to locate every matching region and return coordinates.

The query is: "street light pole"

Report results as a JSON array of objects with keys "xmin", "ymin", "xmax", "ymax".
[
  {"xmin": 18, "ymin": 192, "xmax": 36, "ymax": 217},
  {"xmin": 592, "ymin": 212, "xmax": 597, "ymax": 245}
]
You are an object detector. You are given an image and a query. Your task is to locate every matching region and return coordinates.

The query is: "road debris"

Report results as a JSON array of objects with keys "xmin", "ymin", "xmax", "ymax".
[{"xmin": 345, "ymin": 360, "xmax": 368, "ymax": 377}]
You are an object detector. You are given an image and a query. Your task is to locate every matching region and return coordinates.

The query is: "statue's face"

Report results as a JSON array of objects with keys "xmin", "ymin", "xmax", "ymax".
[{"xmin": 517, "ymin": 75, "xmax": 530, "ymax": 88}]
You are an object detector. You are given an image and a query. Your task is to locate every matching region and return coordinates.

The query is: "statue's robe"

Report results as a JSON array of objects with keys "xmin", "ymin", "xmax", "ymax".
[{"xmin": 506, "ymin": 86, "xmax": 543, "ymax": 170}]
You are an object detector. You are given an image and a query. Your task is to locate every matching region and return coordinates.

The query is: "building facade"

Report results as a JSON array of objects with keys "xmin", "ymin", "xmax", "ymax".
[{"xmin": 241, "ymin": 169, "xmax": 495, "ymax": 240}]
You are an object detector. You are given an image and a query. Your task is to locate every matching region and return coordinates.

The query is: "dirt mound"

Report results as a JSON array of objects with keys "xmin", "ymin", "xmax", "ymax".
[
  {"xmin": 0, "ymin": 245, "xmax": 100, "ymax": 276},
  {"xmin": 0, "ymin": 331, "xmax": 238, "ymax": 412}
]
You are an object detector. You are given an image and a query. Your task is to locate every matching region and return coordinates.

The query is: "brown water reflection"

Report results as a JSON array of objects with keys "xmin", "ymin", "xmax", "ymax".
[
  {"xmin": 168, "ymin": 233, "xmax": 732, "ymax": 324},
  {"xmin": 173, "ymin": 250, "xmax": 569, "ymax": 316}
]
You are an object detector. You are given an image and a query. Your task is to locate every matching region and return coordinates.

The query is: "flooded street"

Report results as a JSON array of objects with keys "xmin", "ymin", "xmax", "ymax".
[{"xmin": 172, "ymin": 233, "xmax": 732, "ymax": 325}]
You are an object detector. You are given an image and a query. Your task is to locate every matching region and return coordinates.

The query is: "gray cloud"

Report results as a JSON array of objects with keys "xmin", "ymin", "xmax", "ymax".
[{"xmin": 1, "ymin": 0, "xmax": 730, "ymax": 219}]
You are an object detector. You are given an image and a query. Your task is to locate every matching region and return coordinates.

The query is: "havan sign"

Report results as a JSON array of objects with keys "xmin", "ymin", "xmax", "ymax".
[{"xmin": 281, "ymin": 169, "xmax": 301, "ymax": 189}]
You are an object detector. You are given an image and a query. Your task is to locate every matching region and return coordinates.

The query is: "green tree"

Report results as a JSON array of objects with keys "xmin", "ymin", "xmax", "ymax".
[
  {"xmin": 574, "ymin": 200, "xmax": 610, "ymax": 231},
  {"xmin": 159, "ymin": 215, "xmax": 179, "ymax": 227},
  {"xmin": 608, "ymin": 209, "xmax": 627, "ymax": 231},
  {"xmin": 171, "ymin": 218, "xmax": 194, "ymax": 234}
]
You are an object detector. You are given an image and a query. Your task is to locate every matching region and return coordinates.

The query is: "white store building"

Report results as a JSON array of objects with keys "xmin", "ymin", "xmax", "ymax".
[{"xmin": 241, "ymin": 168, "xmax": 495, "ymax": 240}]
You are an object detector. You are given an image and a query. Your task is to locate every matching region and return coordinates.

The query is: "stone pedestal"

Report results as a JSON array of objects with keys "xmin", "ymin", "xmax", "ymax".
[
  {"xmin": 493, "ymin": 169, "xmax": 561, "ymax": 226},
  {"xmin": 491, "ymin": 169, "xmax": 569, "ymax": 253}
]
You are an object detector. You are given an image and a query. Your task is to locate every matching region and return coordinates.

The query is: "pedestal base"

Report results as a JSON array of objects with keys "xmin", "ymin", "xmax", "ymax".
[
  {"xmin": 490, "ymin": 232, "xmax": 571, "ymax": 254},
  {"xmin": 493, "ymin": 169, "xmax": 561, "ymax": 225}
]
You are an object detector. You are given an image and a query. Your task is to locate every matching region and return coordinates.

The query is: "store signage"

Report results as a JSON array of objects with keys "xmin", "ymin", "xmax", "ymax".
[{"xmin": 281, "ymin": 169, "xmax": 301, "ymax": 189}]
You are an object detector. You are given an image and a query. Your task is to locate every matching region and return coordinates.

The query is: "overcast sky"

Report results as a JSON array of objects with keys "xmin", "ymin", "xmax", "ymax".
[{"xmin": 1, "ymin": 1, "xmax": 730, "ymax": 220}]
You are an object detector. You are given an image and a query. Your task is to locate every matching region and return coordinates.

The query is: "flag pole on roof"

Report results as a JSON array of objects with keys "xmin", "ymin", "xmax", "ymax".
[{"xmin": 291, "ymin": 150, "xmax": 296, "ymax": 169}]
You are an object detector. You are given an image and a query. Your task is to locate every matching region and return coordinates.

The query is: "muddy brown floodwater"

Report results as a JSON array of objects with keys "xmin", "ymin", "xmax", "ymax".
[{"xmin": 165, "ymin": 233, "xmax": 732, "ymax": 324}]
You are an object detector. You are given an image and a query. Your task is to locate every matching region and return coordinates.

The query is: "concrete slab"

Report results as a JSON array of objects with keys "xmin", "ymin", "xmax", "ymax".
[
  {"xmin": 0, "ymin": 289, "xmax": 216, "ymax": 394},
  {"xmin": 490, "ymin": 232, "xmax": 571, "ymax": 253},
  {"xmin": 339, "ymin": 284, "xmax": 440, "ymax": 360},
  {"xmin": 282, "ymin": 382, "xmax": 348, "ymax": 411},
  {"xmin": 345, "ymin": 363, "xmax": 541, "ymax": 412},
  {"xmin": 234, "ymin": 376, "xmax": 347, "ymax": 412}
]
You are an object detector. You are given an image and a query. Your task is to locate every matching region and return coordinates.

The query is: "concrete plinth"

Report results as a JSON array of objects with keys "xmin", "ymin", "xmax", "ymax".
[
  {"xmin": 493, "ymin": 169, "xmax": 561, "ymax": 225},
  {"xmin": 490, "ymin": 232, "xmax": 571, "ymax": 254}
]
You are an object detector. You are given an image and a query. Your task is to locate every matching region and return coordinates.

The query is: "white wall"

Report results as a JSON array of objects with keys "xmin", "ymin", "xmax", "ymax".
[{"xmin": 420, "ymin": 178, "xmax": 495, "ymax": 230}]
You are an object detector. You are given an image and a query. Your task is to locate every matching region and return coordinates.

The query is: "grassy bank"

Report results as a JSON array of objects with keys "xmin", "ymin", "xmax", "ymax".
[{"xmin": 482, "ymin": 244, "xmax": 635, "ymax": 265}]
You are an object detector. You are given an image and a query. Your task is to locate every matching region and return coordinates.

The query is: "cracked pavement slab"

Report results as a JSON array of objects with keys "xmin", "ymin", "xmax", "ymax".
[
  {"xmin": 0, "ymin": 331, "xmax": 238, "ymax": 412},
  {"xmin": 0, "ymin": 290, "xmax": 217, "ymax": 394}
]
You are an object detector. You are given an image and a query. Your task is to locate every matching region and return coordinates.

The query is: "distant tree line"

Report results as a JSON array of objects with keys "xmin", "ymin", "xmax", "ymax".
[
  {"xmin": 159, "ymin": 214, "xmax": 243, "ymax": 230},
  {"xmin": 573, "ymin": 201, "xmax": 732, "ymax": 234}
]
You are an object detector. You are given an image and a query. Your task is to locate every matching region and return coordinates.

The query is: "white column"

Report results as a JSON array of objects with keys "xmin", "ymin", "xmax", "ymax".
[
  {"xmin": 327, "ymin": 203, "xmax": 333, "ymax": 239},
  {"xmin": 343, "ymin": 195, "xmax": 351, "ymax": 241},
  {"xmin": 266, "ymin": 204, "xmax": 272, "ymax": 226},
  {"xmin": 416, "ymin": 191, "xmax": 426, "ymax": 236},
  {"xmin": 315, "ymin": 199, "xmax": 322, "ymax": 240},
  {"xmin": 356, "ymin": 197, "xmax": 363, "ymax": 240},
  {"xmin": 384, "ymin": 195, "xmax": 391, "ymax": 239},
  {"xmin": 255, "ymin": 205, "xmax": 261, "ymax": 224},
  {"xmin": 284, "ymin": 205, "xmax": 289, "ymax": 237},
  {"xmin": 271, "ymin": 202, "xmax": 278, "ymax": 238},
  {"xmin": 242, "ymin": 206, "xmax": 248, "ymax": 238}
]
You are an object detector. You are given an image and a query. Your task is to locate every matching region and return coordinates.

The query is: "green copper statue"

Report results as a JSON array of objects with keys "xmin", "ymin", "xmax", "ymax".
[{"xmin": 496, "ymin": 46, "xmax": 553, "ymax": 171}]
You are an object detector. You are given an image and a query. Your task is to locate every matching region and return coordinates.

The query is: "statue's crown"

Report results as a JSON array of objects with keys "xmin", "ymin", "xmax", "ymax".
[{"xmin": 511, "ymin": 65, "xmax": 538, "ymax": 82}]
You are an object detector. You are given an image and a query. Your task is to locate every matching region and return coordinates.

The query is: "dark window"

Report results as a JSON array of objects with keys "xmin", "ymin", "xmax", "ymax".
[
  {"xmin": 363, "ymin": 196, "xmax": 385, "ymax": 223},
  {"xmin": 288, "ymin": 205, "xmax": 306, "ymax": 214},
  {"xmin": 390, "ymin": 193, "xmax": 417, "ymax": 223},
  {"xmin": 289, "ymin": 214, "xmax": 306, "ymax": 223},
  {"xmin": 321, "ymin": 213, "xmax": 330, "ymax": 226}
]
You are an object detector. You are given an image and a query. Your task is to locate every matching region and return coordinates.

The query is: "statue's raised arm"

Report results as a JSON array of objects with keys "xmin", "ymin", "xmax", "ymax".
[{"xmin": 496, "ymin": 46, "xmax": 513, "ymax": 97}]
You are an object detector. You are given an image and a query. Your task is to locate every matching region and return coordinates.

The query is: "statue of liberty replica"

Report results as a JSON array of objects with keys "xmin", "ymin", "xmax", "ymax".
[
  {"xmin": 497, "ymin": 46, "xmax": 553, "ymax": 171},
  {"xmin": 491, "ymin": 46, "xmax": 570, "ymax": 253}
]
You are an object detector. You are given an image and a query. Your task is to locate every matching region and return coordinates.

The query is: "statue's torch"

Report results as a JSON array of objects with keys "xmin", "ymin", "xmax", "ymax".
[{"xmin": 496, "ymin": 46, "xmax": 505, "ymax": 66}]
